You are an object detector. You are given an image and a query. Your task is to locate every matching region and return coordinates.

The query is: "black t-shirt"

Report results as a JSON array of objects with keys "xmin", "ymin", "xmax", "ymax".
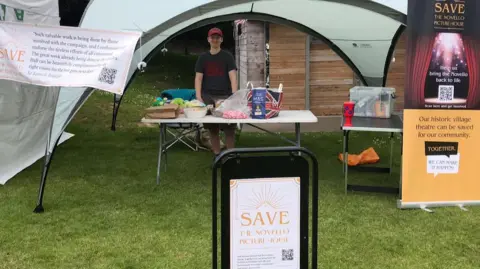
[{"xmin": 195, "ymin": 50, "xmax": 237, "ymax": 96}]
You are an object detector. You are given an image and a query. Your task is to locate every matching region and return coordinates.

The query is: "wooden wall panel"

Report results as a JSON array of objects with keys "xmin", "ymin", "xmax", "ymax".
[
  {"xmin": 235, "ymin": 22, "xmax": 408, "ymax": 116},
  {"xmin": 385, "ymin": 31, "xmax": 406, "ymax": 112},
  {"xmin": 309, "ymin": 38, "xmax": 355, "ymax": 115},
  {"xmin": 309, "ymin": 85, "xmax": 350, "ymax": 115},
  {"xmin": 268, "ymin": 24, "xmax": 306, "ymax": 110}
]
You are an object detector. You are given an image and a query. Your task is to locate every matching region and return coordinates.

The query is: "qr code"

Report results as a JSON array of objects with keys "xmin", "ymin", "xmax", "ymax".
[
  {"xmin": 98, "ymin": 67, "xmax": 118, "ymax": 85},
  {"xmin": 438, "ymin": 85, "xmax": 454, "ymax": 102},
  {"xmin": 282, "ymin": 249, "xmax": 294, "ymax": 261}
]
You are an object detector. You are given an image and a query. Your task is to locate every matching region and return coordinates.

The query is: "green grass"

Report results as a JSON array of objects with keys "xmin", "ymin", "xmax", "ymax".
[{"xmin": 1, "ymin": 53, "xmax": 479, "ymax": 269}]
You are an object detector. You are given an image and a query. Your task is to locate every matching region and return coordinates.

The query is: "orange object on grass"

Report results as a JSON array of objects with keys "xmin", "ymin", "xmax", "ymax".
[{"xmin": 338, "ymin": 147, "xmax": 380, "ymax": 166}]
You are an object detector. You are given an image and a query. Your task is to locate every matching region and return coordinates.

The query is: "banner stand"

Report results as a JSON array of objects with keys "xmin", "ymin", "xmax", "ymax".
[
  {"xmin": 212, "ymin": 147, "xmax": 319, "ymax": 269},
  {"xmin": 401, "ymin": 0, "xmax": 480, "ymax": 210},
  {"xmin": 397, "ymin": 200, "xmax": 479, "ymax": 212}
]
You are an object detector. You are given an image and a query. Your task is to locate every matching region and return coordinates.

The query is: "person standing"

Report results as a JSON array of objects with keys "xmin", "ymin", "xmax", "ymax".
[{"xmin": 195, "ymin": 27, "xmax": 238, "ymax": 156}]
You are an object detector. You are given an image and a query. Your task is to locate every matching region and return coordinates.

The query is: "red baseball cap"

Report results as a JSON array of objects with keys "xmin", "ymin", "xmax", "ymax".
[{"xmin": 208, "ymin": 27, "xmax": 223, "ymax": 37}]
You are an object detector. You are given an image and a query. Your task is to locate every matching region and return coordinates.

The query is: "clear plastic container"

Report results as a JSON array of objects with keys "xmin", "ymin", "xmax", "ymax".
[{"xmin": 349, "ymin": 86, "xmax": 396, "ymax": 118}]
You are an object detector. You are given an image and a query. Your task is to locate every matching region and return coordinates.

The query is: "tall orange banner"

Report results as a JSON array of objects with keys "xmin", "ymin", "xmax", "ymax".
[{"xmin": 401, "ymin": 0, "xmax": 480, "ymax": 208}]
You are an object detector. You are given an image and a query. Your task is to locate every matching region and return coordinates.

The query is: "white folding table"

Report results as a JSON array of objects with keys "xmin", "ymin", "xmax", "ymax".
[{"xmin": 141, "ymin": 110, "xmax": 318, "ymax": 184}]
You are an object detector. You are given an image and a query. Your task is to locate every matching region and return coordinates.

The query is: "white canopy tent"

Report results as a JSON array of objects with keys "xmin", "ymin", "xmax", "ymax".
[
  {"xmin": 0, "ymin": 0, "xmax": 408, "ymax": 212},
  {"xmin": 79, "ymin": 0, "xmax": 408, "ymax": 130},
  {"xmin": 0, "ymin": 0, "xmax": 81, "ymax": 187}
]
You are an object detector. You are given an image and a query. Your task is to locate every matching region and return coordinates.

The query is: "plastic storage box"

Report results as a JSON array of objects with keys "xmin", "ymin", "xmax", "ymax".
[{"xmin": 349, "ymin": 86, "xmax": 396, "ymax": 118}]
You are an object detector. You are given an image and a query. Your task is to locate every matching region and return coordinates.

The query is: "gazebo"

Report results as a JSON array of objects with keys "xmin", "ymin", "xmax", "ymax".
[{"xmin": 0, "ymin": 0, "xmax": 408, "ymax": 211}]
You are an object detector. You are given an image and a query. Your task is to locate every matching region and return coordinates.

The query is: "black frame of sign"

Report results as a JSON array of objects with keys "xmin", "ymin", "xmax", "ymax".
[{"xmin": 212, "ymin": 147, "xmax": 319, "ymax": 269}]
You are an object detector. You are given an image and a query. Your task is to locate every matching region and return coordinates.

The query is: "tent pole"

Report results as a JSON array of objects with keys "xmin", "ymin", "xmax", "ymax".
[
  {"xmin": 34, "ymin": 135, "xmax": 62, "ymax": 213},
  {"xmin": 34, "ymin": 91, "xmax": 60, "ymax": 213},
  {"xmin": 111, "ymin": 94, "xmax": 121, "ymax": 131},
  {"xmin": 112, "ymin": 93, "xmax": 127, "ymax": 131},
  {"xmin": 34, "ymin": 88, "xmax": 95, "ymax": 212}
]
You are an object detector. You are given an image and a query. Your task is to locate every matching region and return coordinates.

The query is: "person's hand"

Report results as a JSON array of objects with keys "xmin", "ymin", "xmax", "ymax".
[{"xmin": 196, "ymin": 94, "xmax": 203, "ymax": 104}]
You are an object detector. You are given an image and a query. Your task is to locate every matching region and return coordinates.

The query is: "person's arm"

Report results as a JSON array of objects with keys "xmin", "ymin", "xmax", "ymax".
[
  {"xmin": 194, "ymin": 56, "xmax": 204, "ymax": 102},
  {"xmin": 227, "ymin": 53, "xmax": 238, "ymax": 93},
  {"xmin": 229, "ymin": 70, "xmax": 238, "ymax": 93},
  {"xmin": 195, "ymin": 73, "xmax": 203, "ymax": 102}
]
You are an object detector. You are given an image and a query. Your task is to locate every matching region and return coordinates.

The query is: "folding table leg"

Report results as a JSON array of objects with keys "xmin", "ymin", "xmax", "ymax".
[
  {"xmin": 342, "ymin": 132, "xmax": 346, "ymax": 174},
  {"xmin": 295, "ymin": 123, "xmax": 301, "ymax": 146},
  {"xmin": 343, "ymin": 130, "xmax": 350, "ymax": 194},
  {"xmin": 166, "ymin": 129, "xmax": 197, "ymax": 151},
  {"xmin": 156, "ymin": 123, "xmax": 164, "ymax": 185},
  {"xmin": 389, "ymin": 132, "xmax": 394, "ymax": 175},
  {"xmin": 163, "ymin": 124, "xmax": 167, "ymax": 172},
  {"xmin": 294, "ymin": 123, "xmax": 301, "ymax": 156}
]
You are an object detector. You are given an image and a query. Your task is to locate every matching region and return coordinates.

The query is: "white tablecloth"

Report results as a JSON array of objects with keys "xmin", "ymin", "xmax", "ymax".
[{"xmin": 141, "ymin": 110, "xmax": 318, "ymax": 124}]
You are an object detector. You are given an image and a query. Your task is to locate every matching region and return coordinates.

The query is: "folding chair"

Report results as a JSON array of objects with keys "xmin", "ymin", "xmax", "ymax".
[{"xmin": 160, "ymin": 89, "xmax": 207, "ymax": 151}]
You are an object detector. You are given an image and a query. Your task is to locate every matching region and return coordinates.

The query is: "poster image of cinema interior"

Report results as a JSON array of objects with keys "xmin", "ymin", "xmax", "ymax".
[{"xmin": 405, "ymin": 0, "xmax": 480, "ymax": 110}]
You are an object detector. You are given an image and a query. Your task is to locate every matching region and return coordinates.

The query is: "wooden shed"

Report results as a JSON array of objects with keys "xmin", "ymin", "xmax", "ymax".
[{"xmin": 233, "ymin": 20, "xmax": 406, "ymax": 116}]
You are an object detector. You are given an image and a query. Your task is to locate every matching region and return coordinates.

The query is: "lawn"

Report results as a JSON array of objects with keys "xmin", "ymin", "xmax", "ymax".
[{"xmin": 0, "ymin": 53, "xmax": 479, "ymax": 269}]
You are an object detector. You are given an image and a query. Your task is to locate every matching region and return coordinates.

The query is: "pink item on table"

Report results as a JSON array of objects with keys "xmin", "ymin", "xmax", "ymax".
[{"xmin": 222, "ymin": 110, "xmax": 248, "ymax": 119}]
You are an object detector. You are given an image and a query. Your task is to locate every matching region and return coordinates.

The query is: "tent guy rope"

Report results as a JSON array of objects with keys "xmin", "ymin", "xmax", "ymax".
[{"xmin": 133, "ymin": 22, "xmax": 147, "ymax": 73}]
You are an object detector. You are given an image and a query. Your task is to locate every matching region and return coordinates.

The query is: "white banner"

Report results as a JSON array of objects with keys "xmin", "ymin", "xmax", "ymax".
[
  {"xmin": 0, "ymin": 21, "xmax": 141, "ymax": 94},
  {"xmin": 230, "ymin": 177, "xmax": 300, "ymax": 269}
]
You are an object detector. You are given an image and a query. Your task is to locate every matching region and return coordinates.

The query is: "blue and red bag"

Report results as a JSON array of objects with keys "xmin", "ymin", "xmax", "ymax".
[{"xmin": 247, "ymin": 83, "xmax": 284, "ymax": 119}]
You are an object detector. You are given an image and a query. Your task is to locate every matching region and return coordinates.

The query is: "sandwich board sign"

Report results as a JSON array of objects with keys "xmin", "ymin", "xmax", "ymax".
[
  {"xmin": 212, "ymin": 146, "xmax": 319, "ymax": 269},
  {"xmin": 230, "ymin": 177, "xmax": 300, "ymax": 268}
]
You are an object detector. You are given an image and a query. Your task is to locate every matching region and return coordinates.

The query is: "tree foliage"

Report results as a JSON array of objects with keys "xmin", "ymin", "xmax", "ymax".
[
  {"xmin": 58, "ymin": 1, "xmax": 234, "ymax": 49},
  {"xmin": 59, "ymin": 0, "xmax": 90, "ymax": 26}
]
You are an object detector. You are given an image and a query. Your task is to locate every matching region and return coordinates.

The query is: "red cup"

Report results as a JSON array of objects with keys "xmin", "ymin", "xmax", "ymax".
[{"xmin": 343, "ymin": 101, "xmax": 355, "ymax": 126}]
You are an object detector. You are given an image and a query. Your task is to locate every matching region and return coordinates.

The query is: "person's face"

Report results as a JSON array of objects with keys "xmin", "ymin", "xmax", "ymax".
[{"xmin": 208, "ymin": 34, "xmax": 223, "ymax": 48}]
